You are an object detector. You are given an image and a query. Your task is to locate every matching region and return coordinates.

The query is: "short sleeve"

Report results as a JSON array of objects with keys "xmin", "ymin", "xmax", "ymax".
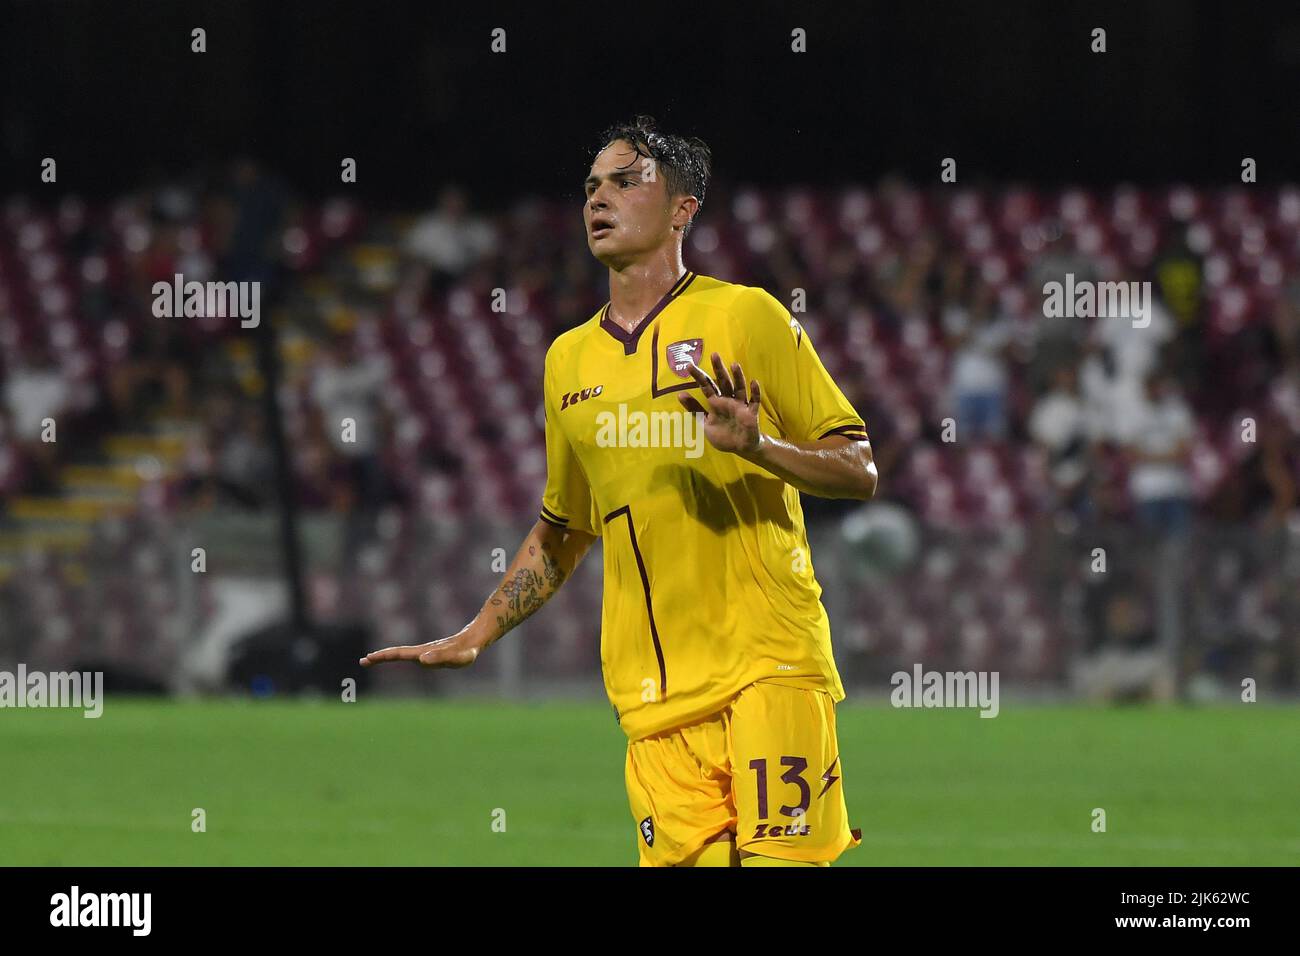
[
  {"xmin": 743, "ymin": 289, "xmax": 868, "ymax": 443},
  {"xmin": 539, "ymin": 347, "xmax": 600, "ymax": 536}
]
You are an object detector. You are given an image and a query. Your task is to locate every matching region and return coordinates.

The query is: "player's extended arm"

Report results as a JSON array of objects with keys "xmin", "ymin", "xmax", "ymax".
[
  {"xmin": 358, "ymin": 518, "xmax": 597, "ymax": 668},
  {"xmin": 678, "ymin": 352, "xmax": 878, "ymax": 501}
]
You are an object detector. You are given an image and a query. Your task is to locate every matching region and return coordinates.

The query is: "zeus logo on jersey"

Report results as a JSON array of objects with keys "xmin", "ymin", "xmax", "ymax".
[
  {"xmin": 560, "ymin": 385, "xmax": 604, "ymax": 410},
  {"xmin": 639, "ymin": 816, "xmax": 655, "ymax": 847}
]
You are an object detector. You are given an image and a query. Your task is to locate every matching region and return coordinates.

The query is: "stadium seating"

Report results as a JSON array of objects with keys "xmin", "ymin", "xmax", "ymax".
[{"xmin": 2, "ymin": 184, "xmax": 1297, "ymax": 686}]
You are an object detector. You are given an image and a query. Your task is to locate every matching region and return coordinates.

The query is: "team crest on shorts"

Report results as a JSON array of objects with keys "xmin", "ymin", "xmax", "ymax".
[
  {"xmin": 639, "ymin": 816, "xmax": 655, "ymax": 847},
  {"xmin": 666, "ymin": 338, "xmax": 703, "ymax": 378}
]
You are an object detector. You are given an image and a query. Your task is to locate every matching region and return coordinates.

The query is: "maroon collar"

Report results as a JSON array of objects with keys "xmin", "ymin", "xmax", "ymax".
[{"xmin": 599, "ymin": 271, "xmax": 697, "ymax": 356}]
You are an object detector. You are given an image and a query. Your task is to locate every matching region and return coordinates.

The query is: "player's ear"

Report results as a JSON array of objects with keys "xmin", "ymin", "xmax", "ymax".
[{"xmin": 672, "ymin": 195, "xmax": 699, "ymax": 232}]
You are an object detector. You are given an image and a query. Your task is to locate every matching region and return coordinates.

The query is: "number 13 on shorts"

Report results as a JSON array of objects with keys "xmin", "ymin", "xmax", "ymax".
[{"xmin": 731, "ymin": 682, "xmax": 862, "ymax": 863}]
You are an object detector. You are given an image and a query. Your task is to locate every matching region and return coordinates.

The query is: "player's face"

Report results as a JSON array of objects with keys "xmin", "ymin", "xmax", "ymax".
[{"xmin": 583, "ymin": 139, "xmax": 676, "ymax": 267}]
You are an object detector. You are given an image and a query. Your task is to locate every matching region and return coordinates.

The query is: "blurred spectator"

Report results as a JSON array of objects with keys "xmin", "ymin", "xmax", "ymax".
[
  {"xmin": 311, "ymin": 332, "xmax": 386, "ymax": 475},
  {"xmin": 221, "ymin": 157, "xmax": 290, "ymax": 286},
  {"xmin": 1209, "ymin": 413, "xmax": 1298, "ymax": 527},
  {"xmin": 1078, "ymin": 332, "xmax": 1143, "ymax": 444},
  {"xmin": 1269, "ymin": 357, "xmax": 1300, "ymax": 438},
  {"xmin": 1026, "ymin": 232, "xmax": 1097, "ymax": 394},
  {"xmin": 3, "ymin": 341, "xmax": 72, "ymax": 493},
  {"xmin": 108, "ymin": 311, "xmax": 195, "ymax": 420},
  {"xmin": 294, "ymin": 433, "xmax": 341, "ymax": 510},
  {"xmin": 1267, "ymin": 289, "xmax": 1300, "ymax": 369},
  {"xmin": 1154, "ymin": 233, "xmax": 1203, "ymax": 328},
  {"xmin": 1076, "ymin": 581, "xmax": 1173, "ymax": 702},
  {"xmin": 1154, "ymin": 234, "xmax": 1204, "ymax": 386},
  {"xmin": 217, "ymin": 407, "xmax": 273, "ymax": 501},
  {"xmin": 180, "ymin": 390, "xmax": 274, "ymax": 510},
  {"xmin": 1028, "ymin": 363, "xmax": 1094, "ymax": 517},
  {"xmin": 1120, "ymin": 370, "xmax": 1195, "ymax": 536},
  {"xmin": 885, "ymin": 232, "xmax": 940, "ymax": 324},
  {"xmin": 1028, "ymin": 224, "xmax": 1098, "ymax": 293},
  {"xmin": 403, "ymin": 185, "xmax": 497, "ymax": 286},
  {"xmin": 944, "ymin": 281, "xmax": 1012, "ymax": 441},
  {"xmin": 309, "ymin": 329, "xmax": 391, "ymax": 578},
  {"xmin": 1091, "ymin": 279, "xmax": 1176, "ymax": 389}
]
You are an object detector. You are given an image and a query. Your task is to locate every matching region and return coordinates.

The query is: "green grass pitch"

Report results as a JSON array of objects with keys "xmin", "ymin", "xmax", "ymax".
[{"xmin": 2, "ymin": 698, "xmax": 1296, "ymax": 865}]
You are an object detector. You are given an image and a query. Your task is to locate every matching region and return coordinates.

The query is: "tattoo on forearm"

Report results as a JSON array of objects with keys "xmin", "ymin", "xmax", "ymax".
[{"xmin": 491, "ymin": 540, "xmax": 569, "ymax": 635}]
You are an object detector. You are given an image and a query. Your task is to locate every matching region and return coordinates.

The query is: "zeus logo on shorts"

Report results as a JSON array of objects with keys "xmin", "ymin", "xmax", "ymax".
[
  {"xmin": 639, "ymin": 816, "xmax": 655, "ymax": 847},
  {"xmin": 754, "ymin": 823, "xmax": 812, "ymax": 838}
]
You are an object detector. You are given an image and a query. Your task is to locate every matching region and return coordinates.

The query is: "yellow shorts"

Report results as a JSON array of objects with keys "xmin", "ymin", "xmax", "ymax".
[{"xmin": 624, "ymin": 680, "xmax": 862, "ymax": 866}]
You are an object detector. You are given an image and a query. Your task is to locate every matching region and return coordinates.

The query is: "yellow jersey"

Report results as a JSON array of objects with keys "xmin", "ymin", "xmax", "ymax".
[{"xmin": 540, "ymin": 271, "xmax": 868, "ymax": 741}]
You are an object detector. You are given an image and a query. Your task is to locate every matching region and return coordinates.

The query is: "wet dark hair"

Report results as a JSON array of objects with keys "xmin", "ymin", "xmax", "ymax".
[{"xmin": 595, "ymin": 115, "xmax": 712, "ymax": 236}]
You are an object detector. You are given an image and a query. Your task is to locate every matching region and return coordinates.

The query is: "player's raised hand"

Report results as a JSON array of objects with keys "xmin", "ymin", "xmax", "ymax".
[
  {"xmin": 358, "ymin": 630, "xmax": 481, "ymax": 669},
  {"xmin": 678, "ymin": 351, "xmax": 763, "ymax": 455}
]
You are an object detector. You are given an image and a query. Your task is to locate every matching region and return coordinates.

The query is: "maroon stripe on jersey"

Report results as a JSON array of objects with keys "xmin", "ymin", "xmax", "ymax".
[
  {"xmin": 650, "ymin": 323, "xmax": 705, "ymax": 398},
  {"xmin": 819, "ymin": 424, "xmax": 869, "ymax": 441},
  {"xmin": 672, "ymin": 271, "xmax": 697, "ymax": 296},
  {"xmin": 538, "ymin": 510, "xmax": 568, "ymax": 529},
  {"xmin": 598, "ymin": 271, "xmax": 693, "ymax": 356},
  {"xmin": 602, "ymin": 504, "xmax": 666, "ymax": 698}
]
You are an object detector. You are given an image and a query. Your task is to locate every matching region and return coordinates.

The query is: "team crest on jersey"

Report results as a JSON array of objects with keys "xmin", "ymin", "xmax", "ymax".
[
  {"xmin": 639, "ymin": 816, "xmax": 655, "ymax": 847},
  {"xmin": 666, "ymin": 338, "xmax": 703, "ymax": 378}
]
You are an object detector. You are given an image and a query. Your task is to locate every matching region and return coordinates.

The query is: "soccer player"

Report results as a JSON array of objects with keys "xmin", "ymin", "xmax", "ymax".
[{"xmin": 361, "ymin": 116, "xmax": 877, "ymax": 866}]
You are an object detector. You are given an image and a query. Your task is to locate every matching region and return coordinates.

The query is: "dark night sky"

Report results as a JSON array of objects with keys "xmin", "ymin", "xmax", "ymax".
[{"xmin": 2, "ymin": 0, "xmax": 1298, "ymax": 205}]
